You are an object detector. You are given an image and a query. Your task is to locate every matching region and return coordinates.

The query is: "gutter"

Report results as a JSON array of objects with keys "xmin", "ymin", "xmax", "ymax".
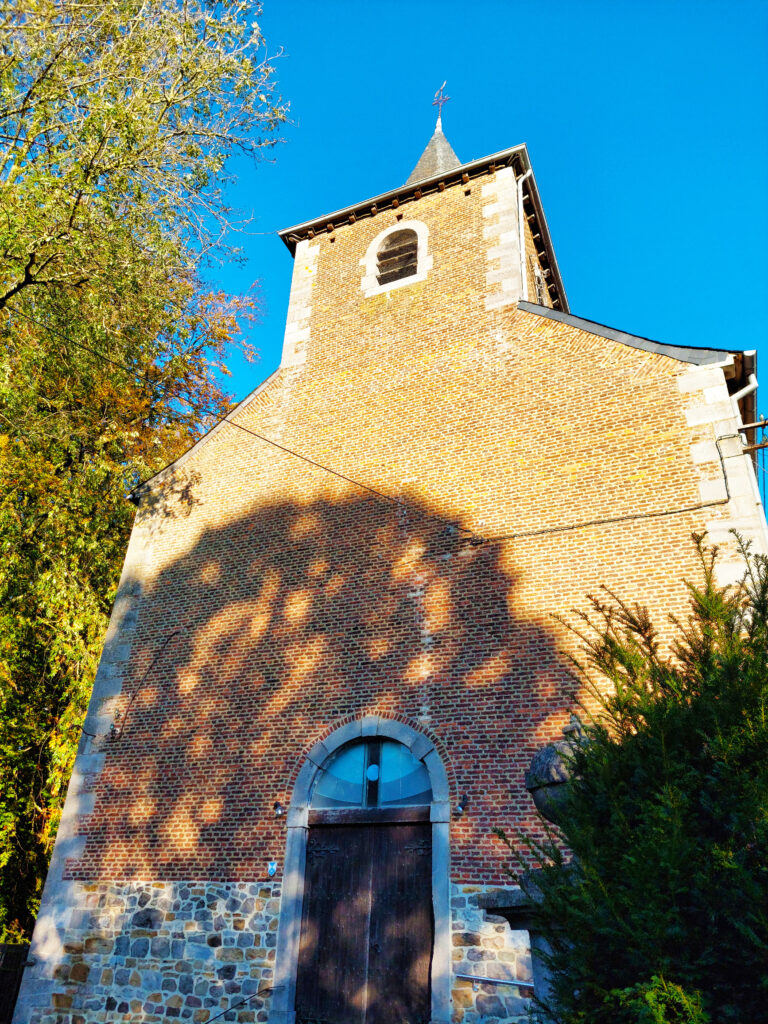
[
  {"xmin": 277, "ymin": 143, "xmax": 569, "ymax": 314},
  {"xmin": 734, "ymin": 353, "xmax": 758, "ymax": 434},
  {"xmin": 731, "ymin": 372, "xmax": 758, "ymax": 410},
  {"xmin": 278, "ymin": 144, "xmax": 528, "ymax": 250}
]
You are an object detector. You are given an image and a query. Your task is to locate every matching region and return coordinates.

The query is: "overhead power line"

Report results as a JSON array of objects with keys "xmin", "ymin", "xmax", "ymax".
[{"xmin": 8, "ymin": 306, "xmax": 753, "ymax": 545}]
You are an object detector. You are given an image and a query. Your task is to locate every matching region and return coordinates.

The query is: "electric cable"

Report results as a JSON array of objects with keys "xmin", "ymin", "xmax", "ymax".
[
  {"xmin": 110, "ymin": 627, "xmax": 187, "ymax": 741},
  {"xmin": 7, "ymin": 305, "xmax": 762, "ymax": 545},
  {"xmin": 9, "ymin": 307, "xmax": 477, "ymax": 537}
]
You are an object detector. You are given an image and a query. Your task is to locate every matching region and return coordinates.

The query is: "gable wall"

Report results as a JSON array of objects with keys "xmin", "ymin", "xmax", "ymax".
[
  {"xmin": 68, "ymin": 277, "xmax": 748, "ymax": 887},
  {"xmin": 17, "ymin": 168, "xmax": 767, "ymax": 1024}
]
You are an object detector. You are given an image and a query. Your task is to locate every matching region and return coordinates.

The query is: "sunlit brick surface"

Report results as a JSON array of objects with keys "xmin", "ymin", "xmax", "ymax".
[
  {"xmin": 72, "ymin": 261, "xmax": 726, "ymax": 884},
  {"xmin": 22, "ymin": 164, "xmax": 765, "ymax": 1024}
]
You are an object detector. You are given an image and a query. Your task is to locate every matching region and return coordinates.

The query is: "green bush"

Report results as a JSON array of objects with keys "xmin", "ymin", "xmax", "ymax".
[{"xmin": 499, "ymin": 535, "xmax": 768, "ymax": 1024}]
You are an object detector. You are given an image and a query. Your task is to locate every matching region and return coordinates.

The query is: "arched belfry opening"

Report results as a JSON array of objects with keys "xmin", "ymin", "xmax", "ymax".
[
  {"xmin": 271, "ymin": 718, "xmax": 452, "ymax": 1024},
  {"xmin": 376, "ymin": 228, "xmax": 419, "ymax": 286}
]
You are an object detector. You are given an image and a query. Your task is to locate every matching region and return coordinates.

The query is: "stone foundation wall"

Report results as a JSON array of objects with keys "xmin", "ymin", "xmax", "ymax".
[
  {"xmin": 26, "ymin": 877, "xmax": 533, "ymax": 1024},
  {"xmin": 26, "ymin": 881, "xmax": 280, "ymax": 1024},
  {"xmin": 450, "ymin": 884, "xmax": 533, "ymax": 1023}
]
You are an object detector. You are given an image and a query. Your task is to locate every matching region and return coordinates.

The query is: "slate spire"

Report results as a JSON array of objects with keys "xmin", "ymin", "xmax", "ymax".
[{"xmin": 406, "ymin": 87, "xmax": 461, "ymax": 185}]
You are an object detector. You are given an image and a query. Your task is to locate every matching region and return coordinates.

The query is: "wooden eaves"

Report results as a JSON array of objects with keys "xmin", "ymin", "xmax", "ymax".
[{"xmin": 278, "ymin": 144, "xmax": 570, "ymax": 314}]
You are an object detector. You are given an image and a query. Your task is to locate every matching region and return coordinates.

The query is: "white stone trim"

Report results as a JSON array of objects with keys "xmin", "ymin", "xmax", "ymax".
[
  {"xmin": 481, "ymin": 166, "xmax": 523, "ymax": 311},
  {"xmin": 270, "ymin": 717, "xmax": 451, "ymax": 1023},
  {"xmin": 677, "ymin": 364, "xmax": 768, "ymax": 586},
  {"xmin": 360, "ymin": 221, "xmax": 433, "ymax": 298},
  {"xmin": 281, "ymin": 238, "xmax": 319, "ymax": 368}
]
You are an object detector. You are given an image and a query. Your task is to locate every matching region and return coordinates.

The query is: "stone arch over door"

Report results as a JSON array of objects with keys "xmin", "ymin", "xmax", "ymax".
[{"xmin": 270, "ymin": 716, "xmax": 451, "ymax": 1024}]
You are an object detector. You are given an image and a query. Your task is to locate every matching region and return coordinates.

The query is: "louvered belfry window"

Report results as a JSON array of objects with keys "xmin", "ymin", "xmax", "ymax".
[{"xmin": 376, "ymin": 229, "xmax": 418, "ymax": 286}]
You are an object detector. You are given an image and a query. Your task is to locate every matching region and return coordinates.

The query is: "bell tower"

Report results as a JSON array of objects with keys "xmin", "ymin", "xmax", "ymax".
[{"xmin": 278, "ymin": 114, "xmax": 567, "ymax": 372}]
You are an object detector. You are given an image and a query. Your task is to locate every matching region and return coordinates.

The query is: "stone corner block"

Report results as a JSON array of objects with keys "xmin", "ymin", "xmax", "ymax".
[
  {"xmin": 423, "ymin": 751, "xmax": 449, "ymax": 801},
  {"xmin": 286, "ymin": 806, "xmax": 308, "ymax": 829},
  {"xmin": 290, "ymin": 759, "xmax": 317, "ymax": 802},
  {"xmin": 323, "ymin": 720, "xmax": 362, "ymax": 752},
  {"xmin": 304, "ymin": 740, "xmax": 330, "ymax": 767},
  {"xmin": 379, "ymin": 719, "xmax": 417, "ymax": 747},
  {"xmin": 360, "ymin": 715, "xmax": 380, "ymax": 737},
  {"xmin": 410, "ymin": 733, "xmax": 434, "ymax": 761},
  {"xmin": 430, "ymin": 801, "xmax": 451, "ymax": 823}
]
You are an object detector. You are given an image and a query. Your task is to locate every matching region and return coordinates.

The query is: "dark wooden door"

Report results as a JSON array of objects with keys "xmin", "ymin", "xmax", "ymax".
[{"xmin": 295, "ymin": 822, "xmax": 432, "ymax": 1024}]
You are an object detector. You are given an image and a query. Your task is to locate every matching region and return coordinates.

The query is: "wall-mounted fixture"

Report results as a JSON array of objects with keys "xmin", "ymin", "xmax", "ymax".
[
  {"xmin": 267, "ymin": 861, "xmax": 277, "ymax": 878},
  {"xmin": 108, "ymin": 711, "xmax": 122, "ymax": 741},
  {"xmin": 273, "ymin": 801, "xmax": 285, "ymax": 818},
  {"xmin": 454, "ymin": 793, "xmax": 469, "ymax": 817},
  {"xmin": 454, "ymin": 972, "xmax": 533, "ymax": 993}
]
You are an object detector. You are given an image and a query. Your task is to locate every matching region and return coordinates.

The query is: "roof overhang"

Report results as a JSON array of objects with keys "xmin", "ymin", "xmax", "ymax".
[
  {"xmin": 278, "ymin": 143, "xmax": 569, "ymax": 313},
  {"xmin": 518, "ymin": 301, "xmax": 759, "ymax": 432},
  {"xmin": 516, "ymin": 302, "xmax": 748, "ymax": 366}
]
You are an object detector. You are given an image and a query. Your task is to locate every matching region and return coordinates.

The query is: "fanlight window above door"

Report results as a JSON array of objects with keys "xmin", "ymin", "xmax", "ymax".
[
  {"xmin": 376, "ymin": 229, "xmax": 419, "ymax": 286},
  {"xmin": 311, "ymin": 739, "xmax": 432, "ymax": 808}
]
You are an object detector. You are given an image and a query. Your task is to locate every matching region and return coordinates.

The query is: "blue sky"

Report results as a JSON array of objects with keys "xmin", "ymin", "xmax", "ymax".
[{"xmin": 212, "ymin": 0, "xmax": 768, "ymax": 413}]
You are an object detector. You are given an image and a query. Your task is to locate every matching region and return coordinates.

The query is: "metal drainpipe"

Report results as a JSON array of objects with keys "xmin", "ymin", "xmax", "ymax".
[
  {"xmin": 726, "ymin": 372, "xmax": 765, "ymax": 519},
  {"xmin": 517, "ymin": 168, "xmax": 533, "ymax": 301},
  {"xmin": 731, "ymin": 373, "xmax": 758, "ymax": 421}
]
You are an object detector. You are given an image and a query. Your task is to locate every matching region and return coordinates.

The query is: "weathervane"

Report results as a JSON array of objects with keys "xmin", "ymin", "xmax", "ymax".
[{"xmin": 432, "ymin": 81, "xmax": 450, "ymax": 129}]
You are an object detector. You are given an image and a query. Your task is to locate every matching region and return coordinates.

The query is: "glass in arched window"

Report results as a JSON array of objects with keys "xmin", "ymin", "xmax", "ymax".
[
  {"xmin": 311, "ymin": 739, "xmax": 432, "ymax": 808},
  {"xmin": 376, "ymin": 230, "xmax": 418, "ymax": 286}
]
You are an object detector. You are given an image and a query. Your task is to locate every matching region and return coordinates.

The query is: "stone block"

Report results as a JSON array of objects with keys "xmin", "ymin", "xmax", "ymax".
[
  {"xmin": 689, "ymin": 440, "xmax": 719, "ymax": 465},
  {"xmin": 698, "ymin": 478, "xmax": 728, "ymax": 503},
  {"xmin": 676, "ymin": 366, "xmax": 725, "ymax": 394},
  {"xmin": 467, "ymin": 948, "xmax": 494, "ymax": 961},
  {"xmin": 134, "ymin": 907, "xmax": 164, "ymax": 929},
  {"xmin": 83, "ymin": 937, "xmax": 112, "ymax": 955},
  {"xmin": 69, "ymin": 963, "xmax": 89, "ymax": 984},
  {"xmin": 216, "ymin": 947, "xmax": 244, "ymax": 962},
  {"xmin": 476, "ymin": 993, "xmax": 505, "ymax": 1016},
  {"xmin": 151, "ymin": 936, "xmax": 171, "ymax": 958},
  {"xmin": 685, "ymin": 401, "xmax": 735, "ymax": 427}
]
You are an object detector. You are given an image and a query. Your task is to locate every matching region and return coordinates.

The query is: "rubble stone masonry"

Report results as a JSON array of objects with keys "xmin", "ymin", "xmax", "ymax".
[{"xmin": 28, "ymin": 882, "xmax": 280, "ymax": 1024}]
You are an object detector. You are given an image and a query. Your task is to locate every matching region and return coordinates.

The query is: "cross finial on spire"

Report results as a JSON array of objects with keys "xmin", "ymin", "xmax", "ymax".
[{"xmin": 432, "ymin": 81, "xmax": 450, "ymax": 130}]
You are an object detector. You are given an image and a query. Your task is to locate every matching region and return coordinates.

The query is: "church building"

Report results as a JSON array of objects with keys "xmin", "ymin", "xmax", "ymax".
[{"xmin": 14, "ymin": 115, "xmax": 768, "ymax": 1024}]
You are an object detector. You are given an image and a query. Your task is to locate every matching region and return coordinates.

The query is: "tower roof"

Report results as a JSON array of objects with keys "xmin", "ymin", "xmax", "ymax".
[
  {"xmin": 406, "ymin": 118, "xmax": 461, "ymax": 184},
  {"xmin": 278, "ymin": 142, "xmax": 570, "ymax": 313}
]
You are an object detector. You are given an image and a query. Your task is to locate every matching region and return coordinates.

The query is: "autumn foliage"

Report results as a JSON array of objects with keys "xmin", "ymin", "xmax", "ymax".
[{"xmin": 0, "ymin": 0, "xmax": 286, "ymax": 938}]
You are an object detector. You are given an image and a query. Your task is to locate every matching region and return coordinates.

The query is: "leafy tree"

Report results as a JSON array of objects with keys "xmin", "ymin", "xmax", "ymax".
[
  {"xmin": 498, "ymin": 535, "xmax": 768, "ymax": 1024},
  {"xmin": 0, "ymin": 0, "xmax": 286, "ymax": 939}
]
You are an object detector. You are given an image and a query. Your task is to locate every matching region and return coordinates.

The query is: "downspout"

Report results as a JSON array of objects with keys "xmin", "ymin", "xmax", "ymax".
[
  {"xmin": 731, "ymin": 372, "xmax": 758, "ymax": 422},
  {"xmin": 517, "ymin": 169, "xmax": 533, "ymax": 302},
  {"xmin": 729, "ymin": 371, "xmax": 762, "ymax": 509}
]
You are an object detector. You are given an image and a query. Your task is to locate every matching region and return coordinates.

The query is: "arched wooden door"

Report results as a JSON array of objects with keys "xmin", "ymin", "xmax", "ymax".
[{"xmin": 294, "ymin": 739, "xmax": 433, "ymax": 1024}]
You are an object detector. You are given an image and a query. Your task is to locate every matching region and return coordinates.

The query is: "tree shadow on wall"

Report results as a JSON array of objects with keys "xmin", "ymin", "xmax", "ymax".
[{"xmin": 74, "ymin": 492, "xmax": 577, "ymax": 884}]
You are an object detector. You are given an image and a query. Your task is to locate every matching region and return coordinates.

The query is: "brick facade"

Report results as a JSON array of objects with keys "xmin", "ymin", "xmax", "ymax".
[{"xmin": 15, "ymin": 144, "xmax": 767, "ymax": 1024}]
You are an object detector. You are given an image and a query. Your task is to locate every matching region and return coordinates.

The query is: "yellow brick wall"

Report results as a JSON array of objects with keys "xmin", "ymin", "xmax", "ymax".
[{"xmin": 72, "ymin": 168, "xmax": 739, "ymax": 886}]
